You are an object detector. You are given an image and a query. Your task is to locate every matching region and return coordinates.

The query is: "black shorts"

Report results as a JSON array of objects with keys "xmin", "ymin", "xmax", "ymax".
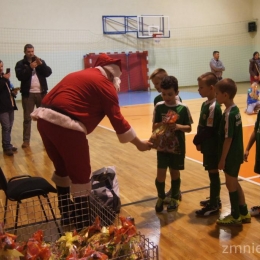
[
  {"xmin": 157, "ymin": 151, "xmax": 184, "ymax": 170},
  {"xmin": 203, "ymin": 152, "xmax": 219, "ymax": 171}
]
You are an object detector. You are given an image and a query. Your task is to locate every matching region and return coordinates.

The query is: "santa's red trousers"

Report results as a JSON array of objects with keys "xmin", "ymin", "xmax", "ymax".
[{"xmin": 37, "ymin": 118, "xmax": 91, "ymax": 184}]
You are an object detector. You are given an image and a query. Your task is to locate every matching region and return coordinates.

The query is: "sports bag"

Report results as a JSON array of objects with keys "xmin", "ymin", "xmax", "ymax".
[{"xmin": 91, "ymin": 166, "xmax": 121, "ymax": 214}]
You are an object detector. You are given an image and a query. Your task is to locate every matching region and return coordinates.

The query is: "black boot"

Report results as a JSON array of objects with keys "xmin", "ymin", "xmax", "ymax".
[
  {"xmin": 74, "ymin": 196, "xmax": 90, "ymax": 232},
  {"xmin": 56, "ymin": 186, "xmax": 75, "ymax": 226}
]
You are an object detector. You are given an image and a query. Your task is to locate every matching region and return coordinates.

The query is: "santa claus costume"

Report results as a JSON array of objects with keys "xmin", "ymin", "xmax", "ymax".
[{"xmin": 31, "ymin": 53, "xmax": 150, "ymax": 231}]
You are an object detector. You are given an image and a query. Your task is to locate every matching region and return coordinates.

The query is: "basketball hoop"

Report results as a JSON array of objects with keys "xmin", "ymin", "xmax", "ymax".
[{"xmin": 153, "ymin": 33, "xmax": 163, "ymax": 44}]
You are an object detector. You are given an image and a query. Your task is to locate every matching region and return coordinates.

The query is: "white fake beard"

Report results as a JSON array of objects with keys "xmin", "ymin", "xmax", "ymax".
[{"xmin": 113, "ymin": 77, "xmax": 121, "ymax": 91}]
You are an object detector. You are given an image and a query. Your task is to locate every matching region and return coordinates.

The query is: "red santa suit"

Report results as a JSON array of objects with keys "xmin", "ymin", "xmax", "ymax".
[{"xmin": 31, "ymin": 54, "xmax": 136, "ymax": 196}]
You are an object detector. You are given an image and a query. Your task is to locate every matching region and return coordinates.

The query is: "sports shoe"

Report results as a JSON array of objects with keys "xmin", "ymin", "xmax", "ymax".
[
  {"xmin": 216, "ymin": 214, "xmax": 242, "ymax": 226},
  {"xmin": 200, "ymin": 197, "xmax": 222, "ymax": 209},
  {"xmin": 167, "ymin": 198, "xmax": 179, "ymax": 212},
  {"xmin": 155, "ymin": 198, "xmax": 164, "ymax": 213},
  {"xmin": 12, "ymin": 146, "xmax": 17, "ymax": 152},
  {"xmin": 240, "ymin": 213, "xmax": 251, "ymax": 224},
  {"xmin": 249, "ymin": 206, "xmax": 260, "ymax": 216},
  {"xmin": 21, "ymin": 142, "xmax": 30, "ymax": 148},
  {"xmin": 164, "ymin": 191, "xmax": 182, "ymax": 204},
  {"xmin": 4, "ymin": 149, "xmax": 13, "ymax": 156},
  {"xmin": 195, "ymin": 204, "xmax": 220, "ymax": 217}
]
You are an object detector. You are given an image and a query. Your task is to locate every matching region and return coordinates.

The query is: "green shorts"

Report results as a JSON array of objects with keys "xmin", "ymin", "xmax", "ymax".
[
  {"xmin": 203, "ymin": 152, "xmax": 218, "ymax": 171},
  {"xmin": 224, "ymin": 163, "xmax": 241, "ymax": 177},
  {"xmin": 157, "ymin": 151, "xmax": 184, "ymax": 170}
]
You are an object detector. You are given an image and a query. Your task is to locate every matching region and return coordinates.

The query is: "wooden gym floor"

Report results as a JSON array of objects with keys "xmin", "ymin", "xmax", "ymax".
[{"xmin": 1, "ymin": 82, "xmax": 260, "ymax": 259}]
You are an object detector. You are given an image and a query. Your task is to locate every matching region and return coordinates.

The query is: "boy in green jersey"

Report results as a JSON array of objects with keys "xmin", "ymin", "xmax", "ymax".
[
  {"xmin": 215, "ymin": 78, "xmax": 251, "ymax": 226},
  {"xmin": 244, "ymin": 112, "xmax": 260, "ymax": 216},
  {"xmin": 193, "ymin": 72, "xmax": 222, "ymax": 217},
  {"xmin": 152, "ymin": 76, "xmax": 193, "ymax": 212},
  {"xmin": 149, "ymin": 68, "xmax": 182, "ymax": 106}
]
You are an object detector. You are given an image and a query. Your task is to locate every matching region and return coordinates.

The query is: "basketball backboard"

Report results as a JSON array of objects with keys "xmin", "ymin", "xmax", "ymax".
[
  {"xmin": 137, "ymin": 15, "xmax": 170, "ymax": 38},
  {"xmin": 102, "ymin": 15, "xmax": 170, "ymax": 38}
]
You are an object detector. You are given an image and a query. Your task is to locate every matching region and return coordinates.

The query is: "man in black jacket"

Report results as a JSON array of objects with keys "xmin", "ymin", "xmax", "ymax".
[
  {"xmin": 0, "ymin": 60, "xmax": 18, "ymax": 156},
  {"xmin": 15, "ymin": 44, "xmax": 52, "ymax": 148}
]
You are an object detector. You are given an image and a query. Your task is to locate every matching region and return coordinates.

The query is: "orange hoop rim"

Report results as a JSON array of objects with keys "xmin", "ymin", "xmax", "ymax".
[{"xmin": 152, "ymin": 33, "xmax": 163, "ymax": 38}]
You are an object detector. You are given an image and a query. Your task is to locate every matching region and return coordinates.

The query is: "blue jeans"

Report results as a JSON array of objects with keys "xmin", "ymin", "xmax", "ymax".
[{"xmin": 0, "ymin": 110, "xmax": 14, "ymax": 151}]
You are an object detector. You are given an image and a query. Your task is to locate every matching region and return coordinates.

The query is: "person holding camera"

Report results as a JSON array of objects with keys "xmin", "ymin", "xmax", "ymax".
[
  {"xmin": 0, "ymin": 60, "xmax": 18, "ymax": 156},
  {"xmin": 15, "ymin": 44, "xmax": 52, "ymax": 148}
]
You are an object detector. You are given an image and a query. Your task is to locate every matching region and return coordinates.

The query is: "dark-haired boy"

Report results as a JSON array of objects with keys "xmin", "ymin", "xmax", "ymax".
[
  {"xmin": 150, "ymin": 68, "xmax": 182, "ymax": 106},
  {"xmin": 215, "ymin": 78, "xmax": 251, "ymax": 225},
  {"xmin": 152, "ymin": 76, "xmax": 193, "ymax": 212},
  {"xmin": 193, "ymin": 72, "xmax": 222, "ymax": 217}
]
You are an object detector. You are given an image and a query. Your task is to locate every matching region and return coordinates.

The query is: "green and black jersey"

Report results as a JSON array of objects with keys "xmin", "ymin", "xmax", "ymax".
[
  {"xmin": 194, "ymin": 99, "xmax": 222, "ymax": 154},
  {"xmin": 218, "ymin": 105, "xmax": 244, "ymax": 168},
  {"xmin": 153, "ymin": 94, "xmax": 182, "ymax": 106}
]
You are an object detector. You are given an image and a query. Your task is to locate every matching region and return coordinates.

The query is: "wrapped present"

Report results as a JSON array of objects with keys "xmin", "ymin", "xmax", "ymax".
[{"xmin": 149, "ymin": 110, "xmax": 181, "ymax": 154}]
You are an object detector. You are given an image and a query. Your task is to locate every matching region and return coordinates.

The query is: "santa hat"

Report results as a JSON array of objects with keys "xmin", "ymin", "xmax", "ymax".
[{"xmin": 94, "ymin": 53, "xmax": 122, "ymax": 77}]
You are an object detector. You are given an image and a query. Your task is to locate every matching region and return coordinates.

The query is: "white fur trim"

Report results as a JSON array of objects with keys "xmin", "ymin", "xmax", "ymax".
[
  {"xmin": 51, "ymin": 172, "xmax": 71, "ymax": 187},
  {"xmin": 31, "ymin": 107, "xmax": 87, "ymax": 134},
  {"xmin": 117, "ymin": 127, "xmax": 136, "ymax": 143},
  {"xmin": 71, "ymin": 182, "xmax": 92, "ymax": 197}
]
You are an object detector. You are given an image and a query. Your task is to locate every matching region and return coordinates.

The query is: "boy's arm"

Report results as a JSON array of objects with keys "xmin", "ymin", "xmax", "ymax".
[
  {"xmin": 218, "ymin": 137, "xmax": 232, "ymax": 170},
  {"xmin": 175, "ymin": 123, "xmax": 191, "ymax": 133},
  {"xmin": 152, "ymin": 122, "xmax": 163, "ymax": 131},
  {"xmin": 244, "ymin": 131, "xmax": 256, "ymax": 162}
]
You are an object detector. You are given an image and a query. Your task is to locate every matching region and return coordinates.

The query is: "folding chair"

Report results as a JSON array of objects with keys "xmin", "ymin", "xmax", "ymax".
[{"xmin": 0, "ymin": 167, "xmax": 61, "ymax": 235}]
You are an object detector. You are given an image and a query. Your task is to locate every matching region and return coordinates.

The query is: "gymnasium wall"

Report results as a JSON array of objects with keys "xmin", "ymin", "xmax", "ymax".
[{"xmin": 0, "ymin": 0, "xmax": 259, "ymax": 99}]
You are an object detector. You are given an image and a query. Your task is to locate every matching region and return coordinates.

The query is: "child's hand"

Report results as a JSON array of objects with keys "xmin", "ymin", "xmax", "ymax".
[
  {"xmin": 218, "ymin": 159, "xmax": 225, "ymax": 170},
  {"xmin": 244, "ymin": 150, "xmax": 249, "ymax": 162}
]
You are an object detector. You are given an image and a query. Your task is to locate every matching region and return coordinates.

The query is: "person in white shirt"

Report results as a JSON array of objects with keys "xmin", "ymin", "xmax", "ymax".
[{"xmin": 15, "ymin": 44, "xmax": 52, "ymax": 148}]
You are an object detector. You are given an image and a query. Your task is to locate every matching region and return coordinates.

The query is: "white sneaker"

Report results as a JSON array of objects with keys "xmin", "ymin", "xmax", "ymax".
[{"xmin": 249, "ymin": 206, "xmax": 260, "ymax": 216}]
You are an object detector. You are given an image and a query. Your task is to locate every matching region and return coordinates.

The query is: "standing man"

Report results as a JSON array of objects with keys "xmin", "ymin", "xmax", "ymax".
[
  {"xmin": 210, "ymin": 51, "xmax": 225, "ymax": 81},
  {"xmin": 31, "ymin": 53, "xmax": 152, "ymax": 231},
  {"xmin": 15, "ymin": 44, "xmax": 52, "ymax": 148}
]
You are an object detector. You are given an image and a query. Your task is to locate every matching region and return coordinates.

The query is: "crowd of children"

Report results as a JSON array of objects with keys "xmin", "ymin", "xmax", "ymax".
[{"xmin": 150, "ymin": 67, "xmax": 260, "ymax": 226}]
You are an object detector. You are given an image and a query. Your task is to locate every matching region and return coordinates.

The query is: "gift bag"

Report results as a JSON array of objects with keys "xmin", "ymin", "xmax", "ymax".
[{"xmin": 149, "ymin": 110, "xmax": 181, "ymax": 154}]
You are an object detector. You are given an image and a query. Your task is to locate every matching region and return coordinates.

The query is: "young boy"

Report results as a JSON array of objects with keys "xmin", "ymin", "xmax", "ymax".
[
  {"xmin": 193, "ymin": 72, "xmax": 222, "ymax": 216},
  {"xmin": 150, "ymin": 68, "xmax": 182, "ymax": 106},
  {"xmin": 215, "ymin": 78, "xmax": 251, "ymax": 225},
  {"xmin": 244, "ymin": 112, "xmax": 260, "ymax": 216},
  {"xmin": 245, "ymin": 82, "xmax": 260, "ymax": 115},
  {"xmin": 152, "ymin": 76, "xmax": 192, "ymax": 212}
]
